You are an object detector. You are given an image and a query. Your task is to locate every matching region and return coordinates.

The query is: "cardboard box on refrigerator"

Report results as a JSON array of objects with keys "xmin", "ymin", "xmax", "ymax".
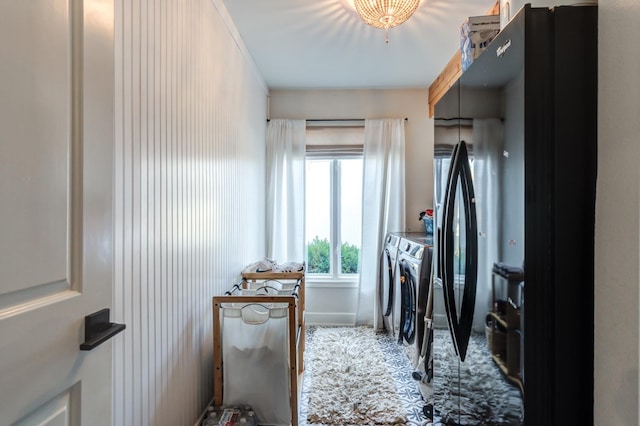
[{"xmin": 461, "ymin": 14, "xmax": 501, "ymax": 71}]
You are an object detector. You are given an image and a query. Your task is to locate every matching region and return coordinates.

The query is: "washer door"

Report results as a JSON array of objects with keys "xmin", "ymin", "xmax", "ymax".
[
  {"xmin": 399, "ymin": 259, "xmax": 416, "ymax": 345},
  {"xmin": 378, "ymin": 248, "xmax": 397, "ymax": 333},
  {"xmin": 382, "ymin": 248, "xmax": 395, "ymax": 317}
]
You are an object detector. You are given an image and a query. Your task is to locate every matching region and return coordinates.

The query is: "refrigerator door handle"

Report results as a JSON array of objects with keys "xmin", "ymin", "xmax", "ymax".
[{"xmin": 441, "ymin": 141, "xmax": 478, "ymax": 362}]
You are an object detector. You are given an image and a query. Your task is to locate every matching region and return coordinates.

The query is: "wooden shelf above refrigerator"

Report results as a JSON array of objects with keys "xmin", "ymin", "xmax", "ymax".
[{"xmin": 427, "ymin": 1, "xmax": 500, "ymax": 118}]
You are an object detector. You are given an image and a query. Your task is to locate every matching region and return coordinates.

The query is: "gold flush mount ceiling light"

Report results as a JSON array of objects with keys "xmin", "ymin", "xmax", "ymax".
[{"xmin": 353, "ymin": 0, "xmax": 421, "ymax": 43}]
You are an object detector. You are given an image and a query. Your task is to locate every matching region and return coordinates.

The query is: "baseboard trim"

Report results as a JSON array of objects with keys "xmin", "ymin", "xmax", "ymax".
[{"xmin": 305, "ymin": 312, "xmax": 356, "ymax": 326}]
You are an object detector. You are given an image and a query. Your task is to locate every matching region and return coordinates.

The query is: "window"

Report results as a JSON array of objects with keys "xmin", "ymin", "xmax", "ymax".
[{"xmin": 305, "ymin": 126, "xmax": 364, "ymax": 279}]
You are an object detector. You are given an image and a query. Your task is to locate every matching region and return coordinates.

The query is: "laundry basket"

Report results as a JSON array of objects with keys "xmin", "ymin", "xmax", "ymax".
[{"xmin": 213, "ymin": 283, "xmax": 301, "ymax": 426}]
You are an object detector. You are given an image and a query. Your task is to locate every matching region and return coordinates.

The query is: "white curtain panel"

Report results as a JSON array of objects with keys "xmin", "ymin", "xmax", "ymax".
[
  {"xmin": 357, "ymin": 119, "xmax": 406, "ymax": 327},
  {"xmin": 266, "ymin": 119, "xmax": 306, "ymax": 263},
  {"xmin": 472, "ymin": 118, "xmax": 503, "ymax": 331}
]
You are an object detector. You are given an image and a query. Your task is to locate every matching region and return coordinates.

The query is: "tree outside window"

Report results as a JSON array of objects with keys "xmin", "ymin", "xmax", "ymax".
[{"xmin": 305, "ymin": 158, "xmax": 362, "ymax": 277}]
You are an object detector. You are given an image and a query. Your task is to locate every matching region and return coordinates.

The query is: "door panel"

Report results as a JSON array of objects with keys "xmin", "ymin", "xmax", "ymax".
[
  {"xmin": 0, "ymin": 0, "xmax": 114, "ymax": 424},
  {"xmin": 0, "ymin": 0, "xmax": 71, "ymax": 297},
  {"xmin": 13, "ymin": 385, "xmax": 79, "ymax": 426}
]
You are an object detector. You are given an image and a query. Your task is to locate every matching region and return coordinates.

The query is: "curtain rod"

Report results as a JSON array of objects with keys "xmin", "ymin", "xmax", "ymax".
[
  {"xmin": 266, "ymin": 118, "xmax": 408, "ymax": 122},
  {"xmin": 435, "ymin": 117, "xmax": 504, "ymax": 122}
]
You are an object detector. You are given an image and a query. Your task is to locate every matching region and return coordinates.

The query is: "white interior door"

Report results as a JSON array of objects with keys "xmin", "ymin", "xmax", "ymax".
[{"xmin": 0, "ymin": 1, "xmax": 115, "ymax": 424}]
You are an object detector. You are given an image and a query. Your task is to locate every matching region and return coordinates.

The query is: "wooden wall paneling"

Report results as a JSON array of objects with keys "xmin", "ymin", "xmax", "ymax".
[{"xmin": 113, "ymin": 0, "xmax": 268, "ymax": 424}]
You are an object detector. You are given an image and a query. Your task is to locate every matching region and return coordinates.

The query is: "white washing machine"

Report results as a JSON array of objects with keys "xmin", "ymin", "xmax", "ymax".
[{"xmin": 395, "ymin": 233, "xmax": 433, "ymax": 367}]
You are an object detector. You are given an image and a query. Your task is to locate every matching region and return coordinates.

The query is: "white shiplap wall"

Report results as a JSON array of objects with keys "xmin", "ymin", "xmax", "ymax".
[{"xmin": 113, "ymin": 1, "xmax": 268, "ymax": 424}]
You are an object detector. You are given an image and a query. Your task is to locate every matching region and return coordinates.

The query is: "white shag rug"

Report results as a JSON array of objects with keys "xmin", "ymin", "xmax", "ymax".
[{"xmin": 306, "ymin": 327, "xmax": 408, "ymax": 425}]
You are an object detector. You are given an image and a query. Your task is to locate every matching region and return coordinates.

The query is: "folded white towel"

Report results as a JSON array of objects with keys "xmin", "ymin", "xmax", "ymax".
[{"xmin": 243, "ymin": 257, "xmax": 277, "ymax": 273}]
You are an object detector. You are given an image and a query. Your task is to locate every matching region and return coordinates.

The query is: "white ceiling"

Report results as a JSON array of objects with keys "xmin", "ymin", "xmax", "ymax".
[{"xmin": 220, "ymin": 0, "xmax": 497, "ymax": 89}]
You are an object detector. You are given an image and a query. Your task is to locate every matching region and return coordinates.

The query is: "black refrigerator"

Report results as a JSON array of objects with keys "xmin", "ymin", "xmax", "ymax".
[{"xmin": 430, "ymin": 4, "xmax": 597, "ymax": 425}]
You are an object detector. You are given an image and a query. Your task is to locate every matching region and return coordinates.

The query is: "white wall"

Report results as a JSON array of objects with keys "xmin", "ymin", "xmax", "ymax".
[
  {"xmin": 113, "ymin": 0, "xmax": 268, "ymax": 424},
  {"xmin": 596, "ymin": 0, "xmax": 640, "ymax": 424},
  {"xmin": 269, "ymin": 89, "xmax": 432, "ymax": 324}
]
